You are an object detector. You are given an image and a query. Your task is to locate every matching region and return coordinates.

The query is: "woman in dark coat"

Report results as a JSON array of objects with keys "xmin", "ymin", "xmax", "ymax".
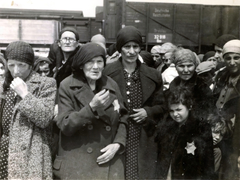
[
  {"xmin": 103, "ymin": 26, "xmax": 165, "ymax": 179},
  {"xmin": 155, "ymin": 87, "xmax": 214, "ymax": 180},
  {"xmin": 53, "ymin": 42, "xmax": 128, "ymax": 179},
  {"xmin": 169, "ymin": 47, "xmax": 214, "ymax": 120}
]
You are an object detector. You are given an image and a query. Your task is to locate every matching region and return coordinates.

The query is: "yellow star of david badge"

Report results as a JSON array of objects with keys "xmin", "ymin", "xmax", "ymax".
[{"xmin": 185, "ymin": 141, "xmax": 196, "ymax": 155}]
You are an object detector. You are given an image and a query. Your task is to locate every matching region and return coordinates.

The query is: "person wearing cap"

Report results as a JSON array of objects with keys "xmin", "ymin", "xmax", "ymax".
[
  {"xmin": 213, "ymin": 39, "xmax": 240, "ymax": 180},
  {"xmin": 213, "ymin": 34, "xmax": 237, "ymax": 70},
  {"xmin": 0, "ymin": 41, "xmax": 56, "ymax": 179},
  {"xmin": 53, "ymin": 42, "xmax": 128, "ymax": 179},
  {"xmin": 48, "ymin": 26, "xmax": 81, "ymax": 87},
  {"xmin": 169, "ymin": 47, "xmax": 214, "ymax": 120},
  {"xmin": 103, "ymin": 26, "xmax": 165, "ymax": 179},
  {"xmin": 196, "ymin": 61, "xmax": 216, "ymax": 90},
  {"xmin": 140, "ymin": 50, "xmax": 155, "ymax": 68},
  {"xmin": 150, "ymin": 45, "xmax": 162, "ymax": 68}
]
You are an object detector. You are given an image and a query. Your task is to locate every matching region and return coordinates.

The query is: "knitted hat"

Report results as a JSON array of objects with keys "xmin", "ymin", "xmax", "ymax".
[
  {"xmin": 151, "ymin": 45, "xmax": 161, "ymax": 54},
  {"xmin": 202, "ymin": 51, "xmax": 215, "ymax": 62},
  {"xmin": 196, "ymin": 61, "xmax": 216, "ymax": 75},
  {"xmin": 5, "ymin": 41, "xmax": 34, "ymax": 66},
  {"xmin": 173, "ymin": 48, "xmax": 199, "ymax": 66},
  {"xmin": 59, "ymin": 26, "xmax": 80, "ymax": 41},
  {"xmin": 222, "ymin": 39, "xmax": 240, "ymax": 57},
  {"xmin": 214, "ymin": 34, "xmax": 237, "ymax": 48},
  {"xmin": 72, "ymin": 42, "xmax": 106, "ymax": 75},
  {"xmin": 116, "ymin": 26, "xmax": 142, "ymax": 52}
]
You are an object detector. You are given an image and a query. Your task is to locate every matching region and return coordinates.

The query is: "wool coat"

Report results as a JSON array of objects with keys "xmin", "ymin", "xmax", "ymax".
[
  {"xmin": 0, "ymin": 72, "xmax": 56, "ymax": 180},
  {"xmin": 213, "ymin": 68, "xmax": 240, "ymax": 179},
  {"xmin": 53, "ymin": 74, "xmax": 128, "ymax": 179},
  {"xmin": 103, "ymin": 59, "xmax": 165, "ymax": 179},
  {"xmin": 155, "ymin": 114, "xmax": 215, "ymax": 180}
]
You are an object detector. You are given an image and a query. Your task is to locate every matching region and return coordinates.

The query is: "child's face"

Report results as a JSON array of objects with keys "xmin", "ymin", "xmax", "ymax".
[
  {"xmin": 169, "ymin": 103, "xmax": 189, "ymax": 125},
  {"xmin": 212, "ymin": 123, "xmax": 224, "ymax": 145}
]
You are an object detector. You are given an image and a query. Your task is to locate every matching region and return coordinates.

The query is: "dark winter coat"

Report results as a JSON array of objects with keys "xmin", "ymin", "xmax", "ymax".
[
  {"xmin": 169, "ymin": 72, "xmax": 214, "ymax": 120},
  {"xmin": 155, "ymin": 114, "xmax": 215, "ymax": 180},
  {"xmin": 53, "ymin": 74, "xmax": 128, "ymax": 179},
  {"xmin": 103, "ymin": 59, "xmax": 165, "ymax": 179}
]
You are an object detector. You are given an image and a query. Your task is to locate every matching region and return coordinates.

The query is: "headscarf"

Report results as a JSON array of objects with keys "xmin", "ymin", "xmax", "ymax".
[
  {"xmin": 59, "ymin": 26, "xmax": 80, "ymax": 41},
  {"xmin": 223, "ymin": 39, "xmax": 240, "ymax": 57},
  {"xmin": 5, "ymin": 41, "xmax": 34, "ymax": 66},
  {"xmin": 151, "ymin": 45, "xmax": 161, "ymax": 54},
  {"xmin": 116, "ymin": 26, "xmax": 142, "ymax": 52},
  {"xmin": 72, "ymin": 42, "xmax": 106, "ymax": 75},
  {"xmin": 140, "ymin": 51, "xmax": 155, "ymax": 67},
  {"xmin": 202, "ymin": 51, "xmax": 215, "ymax": 62},
  {"xmin": 173, "ymin": 48, "xmax": 199, "ymax": 66}
]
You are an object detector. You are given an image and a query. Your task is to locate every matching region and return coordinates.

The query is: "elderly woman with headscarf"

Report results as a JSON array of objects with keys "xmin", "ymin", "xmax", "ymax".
[
  {"xmin": 103, "ymin": 26, "xmax": 165, "ymax": 179},
  {"xmin": 0, "ymin": 41, "xmax": 56, "ymax": 179},
  {"xmin": 53, "ymin": 42, "xmax": 128, "ymax": 179},
  {"xmin": 168, "ymin": 47, "xmax": 214, "ymax": 120}
]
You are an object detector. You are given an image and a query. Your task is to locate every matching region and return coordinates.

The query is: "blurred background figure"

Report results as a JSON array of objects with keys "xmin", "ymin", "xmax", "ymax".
[
  {"xmin": 202, "ymin": 51, "xmax": 217, "ymax": 68},
  {"xmin": 140, "ymin": 50, "xmax": 155, "ymax": 68},
  {"xmin": 0, "ymin": 54, "xmax": 6, "ymax": 96},
  {"xmin": 90, "ymin": 34, "xmax": 106, "ymax": 50},
  {"xmin": 196, "ymin": 61, "xmax": 216, "ymax": 90},
  {"xmin": 33, "ymin": 56, "xmax": 53, "ymax": 77},
  {"xmin": 150, "ymin": 45, "xmax": 162, "ymax": 69}
]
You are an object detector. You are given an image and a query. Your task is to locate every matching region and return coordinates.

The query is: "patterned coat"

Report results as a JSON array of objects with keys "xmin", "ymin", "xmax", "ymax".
[{"xmin": 0, "ymin": 72, "xmax": 56, "ymax": 180}]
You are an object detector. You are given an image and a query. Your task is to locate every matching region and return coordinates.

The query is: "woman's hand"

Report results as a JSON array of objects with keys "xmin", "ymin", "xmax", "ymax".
[
  {"xmin": 89, "ymin": 89, "xmax": 110, "ymax": 111},
  {"xmin": 130, "ymin": 108, "xmax": 147, "ymax": 123},
  {"xmin": 96, "ymin": 143, "xmax": 120, "ymax": 165},
  {"xmin": 10, "ymin": 77, "xmax": 29, "ymax": 99}
]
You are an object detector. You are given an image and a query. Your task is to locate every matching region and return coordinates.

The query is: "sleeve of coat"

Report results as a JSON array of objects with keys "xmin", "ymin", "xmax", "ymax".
[
  {"xmin": 144, "ymin": 71, "xmax": 166, "ymax": 121},
  {"xmin": 17, "ymin": 77, "xmax": 57, "ymax": 129},
  {"xmin": 57, "ymin": 82, "xmax": 98, "ymax": 136}
]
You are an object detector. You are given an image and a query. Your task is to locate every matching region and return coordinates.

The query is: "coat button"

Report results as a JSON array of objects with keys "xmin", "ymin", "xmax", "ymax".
[
  {"xmin": 106, "ymin": 126, "xmax": 111, "ymax": 131},
  {"xmin": 87, "ymin": 147, "xmax": 93, "ymax": 153},
  {"xmin": 88, "ymin": 124, "xmax": 93, "ymax": 130}
]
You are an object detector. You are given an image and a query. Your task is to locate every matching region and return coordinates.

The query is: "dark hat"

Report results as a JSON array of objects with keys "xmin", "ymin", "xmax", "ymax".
[
  {"xmin": 116, "ymin": 26, "xmax": 142, "ymax": 52},
  {"xmin": 214, "ymin": 34, "xmax": 237, "ymax": 48},
  {"xmin": 72, "ymin": 42, "xmax": 106, "ymax": 75},
  {"xmin": 5, "ymin": 41, "xmax": 34, "ymax": 66},
  {"xmin": 140, "ymin": 50, "xmax": 155, "ymax": 67},
  {"xmin": 202, "ymin": 51, "xmax": 215, "ymax": 62},
  {"xmin": 59, "ymin": 26, "xmax": 80, "ymax": 41}
]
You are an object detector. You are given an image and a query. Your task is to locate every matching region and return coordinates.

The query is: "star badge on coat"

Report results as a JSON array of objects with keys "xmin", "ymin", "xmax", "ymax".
[
  {"xmin": 185, "ymin": 141, "xmax": 196, "ymax": 155},
  {"xmin": 112, "ymin": 99, "xmax": 120, "ymax": 113}
]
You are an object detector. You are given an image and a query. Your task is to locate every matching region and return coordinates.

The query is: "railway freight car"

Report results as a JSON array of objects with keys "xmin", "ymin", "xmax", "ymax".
[{"xmin": 103, "ymin": 0, "xmax": 240, "ymax": 53}]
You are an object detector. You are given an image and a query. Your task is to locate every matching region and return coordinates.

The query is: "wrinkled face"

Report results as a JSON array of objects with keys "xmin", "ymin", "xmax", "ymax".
[
  {"xmin": 0, "ymin": 63, "xmax": 5, "ymax": 77},
  {"xmin": 83, "ymin": 56, "xmax": 104, "ymax": 82},
  {"xmin": 58, "ymin": 31, "xmax": 79, "ymax": 52},
  {"xmin": 38, "ymin": 62, "xmax": 50, "ymax": 77},
  {"xmin": 214, "ymin": 45, "xmax": 223, "ymax": 62},
  {"xmin": 169, "ymin": 103, "xmax": 189, "ymax": 125},
  {"xmin": 151, "ymin": 50, "xmax": 161, "ymax": 62},
  {"xmin": 162, "ymin": 52, "xmax": 172, "ymax": 67},
  {"xmin": 7, "ymin": 60, "xmax": 32, "ymax": 80},
  {"xmin": 121, "ymin": 41, "xmax": 141, "ymax": 64},
  {"xmin": 176, "ymin": 61, "xmax": 196, "ymax": 81},
  {"xmin": 224, "ymin": 53, "xmax": 240, "ymax": 76}
]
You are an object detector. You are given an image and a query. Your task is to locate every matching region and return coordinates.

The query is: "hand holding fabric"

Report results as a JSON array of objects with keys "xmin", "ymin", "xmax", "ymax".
[
  {"xmin": 89, "ymin": 89, "xmax": 110, "ymax": 111},
  {"xmin": 96, "ymin": 143, "xmax": 120, "ymax": 165}
]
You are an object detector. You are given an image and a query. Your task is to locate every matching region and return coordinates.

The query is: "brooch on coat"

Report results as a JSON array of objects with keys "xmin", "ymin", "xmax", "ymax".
[
  {"xmin": 185, "ymin": 141, "xmax": 196, "ymax": 155},
  {"xmin": 112, "ymin": 99, "xmax": 120, "ymax": 113}
]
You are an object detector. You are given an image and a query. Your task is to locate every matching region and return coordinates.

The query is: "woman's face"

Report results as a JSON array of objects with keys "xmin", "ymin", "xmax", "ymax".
[
  {"xmin": 83, "ymin": 56, "xmax": 104, "ymax": 82},
  {"xmin": 121, "ymin": 41, "xmax": 141, "ymax": 64},
  {"xmin": 176, "ymin": 61, "xmax": 196, "ymax": 81},
  {"xmin": 7, "ymin": 60, "xmax": 32, "ymax": 80},
  {"xmin": 169, "ymin": 102, "xmax": 189, "ymax": 125},
  {"xmin": 0, "ymin": 62, "xmax": 5, "ymax": 77}
]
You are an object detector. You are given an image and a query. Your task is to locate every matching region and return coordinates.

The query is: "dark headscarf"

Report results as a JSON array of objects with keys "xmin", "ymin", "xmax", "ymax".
[
  {"xmin": 140, "ymin": 51, "xmax": 155, "ymax": 67},
  {"xmin": 214, "ymin": 34, "xmax": 237, "ymax": 48},
  {"xmin": 116, "ymin": 26, "xmax": 142, "ymax": 52},
  {"xmin": 202, "ymin": 51, "xmax": 215, "ymax": 62},
  {"xmin": 72, "ymin": 42, "xmax": 106, "ymax": 75},
  {"xmin": 59, "ymin": 26, "xmax": 80, "ymax": 41}
]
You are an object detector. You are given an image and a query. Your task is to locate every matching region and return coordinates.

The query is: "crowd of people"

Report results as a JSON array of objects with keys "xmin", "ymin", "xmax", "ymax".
[{"xmin": 0, "ymin": 25, "xmax": 239, "ymax": 180}]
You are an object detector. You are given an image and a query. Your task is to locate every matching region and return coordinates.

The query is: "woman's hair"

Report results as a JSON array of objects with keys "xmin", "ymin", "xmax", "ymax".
[
  {"xmin": 207, "ymin": 112, "xmax": 233, "ymax": 139},
  {"xmin": 166, "ymin": 86, "xmax": 194, "ymax": 110}
]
